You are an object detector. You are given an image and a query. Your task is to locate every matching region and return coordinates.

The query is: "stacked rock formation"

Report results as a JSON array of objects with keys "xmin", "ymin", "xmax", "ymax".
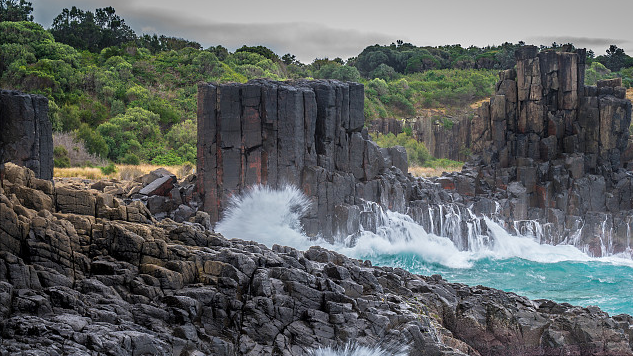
[
  {"xmin": 2, "ymin": 163, "xmax": 633, "ymax": 355},
  {"xmin": 197, "ymin": 48, "xmax": 633, "ymax": 256},
  {"xmin": 197, "ymin": 79, "xmax": 409, "ymax": 240},
  {"xmin": 368, "ymin": 117, "xmax": 403, "ymax": 137},
  {"xmin": 439, "ymin": 46, "xmax": 633, "ymax": 255},
  {"xmin": 0, "ymin": 90, "xmax": 52, "ymax": 180}
]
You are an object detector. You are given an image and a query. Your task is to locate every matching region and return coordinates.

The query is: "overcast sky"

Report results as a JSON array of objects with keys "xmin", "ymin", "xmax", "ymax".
[{"xmin": 30, "ymin": 0, "xmax": 633, "ymax": 63}]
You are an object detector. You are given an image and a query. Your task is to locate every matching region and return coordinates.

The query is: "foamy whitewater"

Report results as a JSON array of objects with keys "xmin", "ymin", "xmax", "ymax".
[{"xmin": 216, "ymin": 185, "xmax": 633, "ymax": 317}]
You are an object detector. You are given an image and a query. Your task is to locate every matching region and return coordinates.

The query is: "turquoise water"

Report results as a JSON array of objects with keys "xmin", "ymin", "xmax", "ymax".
[
  {"xmin": 368, "ymin": 253, "xmax": 633, "ymax": 316},
  {"xmin": 217, "ymin": 185, "xmax": 633, "ymax": 318}
]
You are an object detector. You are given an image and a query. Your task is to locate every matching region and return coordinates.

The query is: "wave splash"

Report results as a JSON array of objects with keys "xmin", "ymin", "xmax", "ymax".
[
  {"xmin": 215, "ymin": 185, "xmax": 313, "ymax": 249},
  {"xmin": 309, "ymin": 343, "xmax": 407, "ymax": 356},
  {"xmin": 216, "ymin": 184, "xmax": 633, "ymax": 269}
]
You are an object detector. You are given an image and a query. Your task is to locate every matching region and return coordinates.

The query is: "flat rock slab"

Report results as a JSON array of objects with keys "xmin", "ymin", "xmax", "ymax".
[{"xmin": 139, "ymin": 175, "xmax": 175, "ymax": 196}]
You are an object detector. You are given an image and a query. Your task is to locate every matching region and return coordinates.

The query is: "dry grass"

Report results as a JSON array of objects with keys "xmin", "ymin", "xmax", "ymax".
[
  {"xmin": 54, "ymin": 164, "xmax": 195, "ymax": 181},
  {"xmin": 409, "ymin": 165, "xmax": 462, "ymax": 178},
  {"xmin": 54, "ymin": 167, "xmax": 105, "ymax": 180},
  {"xmin": 469, "ymin": 97, "xmax": 490, "ymax": 109},
  {"xmin": 627, "ymin": 88, "xmax": 633, "ymax": 102}
]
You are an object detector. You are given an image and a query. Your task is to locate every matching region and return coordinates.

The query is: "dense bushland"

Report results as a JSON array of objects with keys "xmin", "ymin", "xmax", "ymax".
[{"xmin": 1, "ymin": 2, "xmax": 632, "ymax": 168}]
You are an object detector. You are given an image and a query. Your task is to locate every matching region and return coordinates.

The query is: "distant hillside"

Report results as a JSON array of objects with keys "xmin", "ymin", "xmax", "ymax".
[{"xmin": 1, "ymin": 4, "xmax": 632, "ymax": 167}]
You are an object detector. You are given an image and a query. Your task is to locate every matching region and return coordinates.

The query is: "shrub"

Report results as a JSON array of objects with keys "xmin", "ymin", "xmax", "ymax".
[
  {"xmin": 97, "ymin": 107, "xmax": 161, "ymax": 162},
  {"xmin": 441, "ymin": 118, "xmax": 454, "ymax": 130},
  {"xmin": 121, "ymin": 153, "xmax": 140, "ymax": 165},
  {"xmin": 53, "ymin": 131, "xmax": 108, "ymax": 166},
  {"xmin": 99, "ymin": 163, "xmax": 117, "ymax": 175},
  {"xmin": 151, "ymin": 150, "xmax": 184, "ymax": 166},
  {"xmin": 53, "ymin": 145, "xmax": 70, "ymax": 168},
  {"xmin": 76, "ymin": 123, "xmax": 109, "ymax": 158}
]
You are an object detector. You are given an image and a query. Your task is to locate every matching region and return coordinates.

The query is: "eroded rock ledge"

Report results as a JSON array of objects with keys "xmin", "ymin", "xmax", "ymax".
[{"xmin": 1, "ymin": 164, "xmax": 633, "ymax": 355}]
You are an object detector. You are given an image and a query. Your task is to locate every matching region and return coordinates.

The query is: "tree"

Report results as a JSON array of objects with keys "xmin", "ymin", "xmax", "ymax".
[
  {"xmin": 94, "ymin": 6, "xmax": 136, "ymax": 49},
  {"xmin": 50, "ymin": 6, "xmax": 136, "ymax": 53},
  {"xmin": 0, "ymin": 0, "xmax": 33, "ymax": 22},
  {"xmin": 138, "ymin": 34, "xmax": 201, "ymax": 53},
  {"xmin": 208, "ymin": 45, "xmax": 228, "ymax": 61},
  {"xmin": 282, "ymin": 53, "xmax": 298, "ymax": 65},
  {"xmin": 594, "ymin": 45, "xmax": 632, "ymax": 72},
  {"xmin": 235, "ymin": 45, "xmax": 279, "ymax": 62}
]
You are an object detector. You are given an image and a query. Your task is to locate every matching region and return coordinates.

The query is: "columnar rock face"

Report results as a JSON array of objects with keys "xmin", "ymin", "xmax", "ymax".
[
  {"xmin": 408, "ymin": 116, "xmax": 472, "ymax": 161},
  {"xmin": 369, "ymin": 117, "xmax": 403, "ymax": 136},
  {"xmin": 470, "ymin": 46, "xmax": 632, "ymax": 168},
  {"xmin": 0, "ymin": 90, "xmax": 53, "ymax": 180},
  {"xmin": 370, "ymin": 116, "xmax": 473, "ymax": 162},
  {"xmin": 444, "ymin": 47, "xmax": 633, "ymax": 255},
  {"xmin": 197, "ymin": 80, "xmax": 409, "ymax": 239},
  {"xmin": 197, "ymin": 64, "xmax": 633, "ymax": 256}
]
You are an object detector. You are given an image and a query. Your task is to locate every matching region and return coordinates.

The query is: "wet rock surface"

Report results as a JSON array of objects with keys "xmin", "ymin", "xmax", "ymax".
[
  {"xmin": 439, "ymin": 47, "xmax": 633, "ymax": 255},
  {"xmin": 196, "ymin": 49, "xmax": 633, "ymax": 257},
  {"xmin": 2, "ymin": 164, "xmax": 632, "ymax": 355}
]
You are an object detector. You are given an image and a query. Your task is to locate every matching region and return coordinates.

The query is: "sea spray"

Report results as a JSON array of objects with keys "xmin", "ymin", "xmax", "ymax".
[
  {"xmin": 215, "ymin": 185, "xmax": 313, "ymax": 249},
  {"xmin": 216, "ymin": 185, "xmax": 633, "ymax": 315},
  {"xmin": 309, "ymin": 343, "xmax": 408, "ymax": 356}
]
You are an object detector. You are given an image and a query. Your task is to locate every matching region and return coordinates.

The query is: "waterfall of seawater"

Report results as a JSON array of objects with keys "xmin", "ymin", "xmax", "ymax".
[{"xmin": 216, "ymin": 185, "xmax": 633, "ymax": 322}]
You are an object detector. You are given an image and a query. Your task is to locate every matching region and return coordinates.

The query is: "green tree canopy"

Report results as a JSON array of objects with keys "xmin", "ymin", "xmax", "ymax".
[
  {"xmin": 0, "ymin": 0, "xmax": 33, "ymax": 22},
  {"xmin": 50, "ymin": 6, "xmax": 136, "ymax": 53},
  {"xmin": 595, "ymin": 45, "xmax": 633, "ymax": 72}
]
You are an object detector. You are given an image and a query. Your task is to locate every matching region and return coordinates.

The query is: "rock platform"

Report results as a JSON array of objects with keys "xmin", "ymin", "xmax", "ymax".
[{"xmin": 2, "ymin": 163, "xmax": 633, "ymax": 355}]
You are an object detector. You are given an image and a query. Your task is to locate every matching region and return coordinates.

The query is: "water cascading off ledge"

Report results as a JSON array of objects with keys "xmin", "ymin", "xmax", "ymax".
[{"xmin": 217, "ymin": 184, "xmax": 633, "ymax": 316}]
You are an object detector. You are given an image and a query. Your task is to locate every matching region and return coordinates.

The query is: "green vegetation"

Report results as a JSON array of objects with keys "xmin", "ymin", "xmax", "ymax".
[
  {"xmin": 370, "ymin": 131, "xmax": 461, "ymax": 169},
  {"xmin": 2, "ymin": 3, "xmax": 633, "ymax": 168},
  {"xmin": 0, "ymin": 0, "xmax": 32, "ymax": 22},
  {"xmin": 53, "ymin": 145, "xmax": 70, "ymax": 168},
  {"xmin": 99, "ymin": 162, "xmax": 117, "ymax": 175}
]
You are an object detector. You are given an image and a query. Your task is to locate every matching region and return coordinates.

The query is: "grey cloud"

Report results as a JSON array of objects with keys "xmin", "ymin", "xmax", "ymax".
[
  {"xmin": 32, "ymin": 0, "xmax": 396, "ymax": 63},
  {"xmin": 125, "ymin": 12, "xmax": 395, "ymax": 62}
]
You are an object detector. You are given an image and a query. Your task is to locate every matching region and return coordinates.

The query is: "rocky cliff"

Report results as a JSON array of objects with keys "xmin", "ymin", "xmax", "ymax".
[
  {"xmin": 437, "ymin": 46, "xmax": 633, "ymax": 255},
  {"xmin": 2, "ymin": 163, "xmax": 633, "ymax": 355},
  {"xmin": 369, "ymin": 114, "xmax": 473, "ymax": 162},
  {"xmin": 197, "ymin": 50, "xmax": 633, "ymax": 257},
  {"xmin": 0, "ymin": 90, "xmax": 53, "ymax": 181},
  {"xmin": 197, "ymin": 79, "xmax": 409, "ymax": 240}
]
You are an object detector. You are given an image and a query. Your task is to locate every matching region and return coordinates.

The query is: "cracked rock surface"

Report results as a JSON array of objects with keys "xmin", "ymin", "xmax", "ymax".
[{"xmin": 1, "ymin": 164, "xmax": 633, "ymax": 355}]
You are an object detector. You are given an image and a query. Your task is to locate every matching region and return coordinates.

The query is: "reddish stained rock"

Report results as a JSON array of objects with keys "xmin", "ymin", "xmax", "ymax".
[{"xmin": 437, "ymin": 177, "xmax": 456, "ymax": 190}]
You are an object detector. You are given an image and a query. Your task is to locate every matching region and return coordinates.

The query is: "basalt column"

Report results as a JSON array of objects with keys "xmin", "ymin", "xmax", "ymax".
[
  {"xmin": 197, "ymin": 79, "xmax": 408, "ymax": 239},
  {"xmin": 0, "ymin": 90, "xmax": 53, "ymax": 180}
]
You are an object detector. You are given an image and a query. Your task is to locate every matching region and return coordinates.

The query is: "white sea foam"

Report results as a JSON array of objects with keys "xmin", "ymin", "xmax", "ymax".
[
  {"xmin": 309, "ymin": 343, "xmax": 407, "ymax": 356},
  {"xmin": 215, "ymin": 185, "xmax": 314, "ymax": 250},
  {"xmin": 215, "ymin": 184, "xmax": 633, "ymax": 268}
]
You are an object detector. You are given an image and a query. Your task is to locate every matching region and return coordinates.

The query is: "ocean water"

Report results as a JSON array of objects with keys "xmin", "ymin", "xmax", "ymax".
[{"xmin": 216, "ymin": 185, "xmax": 633, "ymax": 317}]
